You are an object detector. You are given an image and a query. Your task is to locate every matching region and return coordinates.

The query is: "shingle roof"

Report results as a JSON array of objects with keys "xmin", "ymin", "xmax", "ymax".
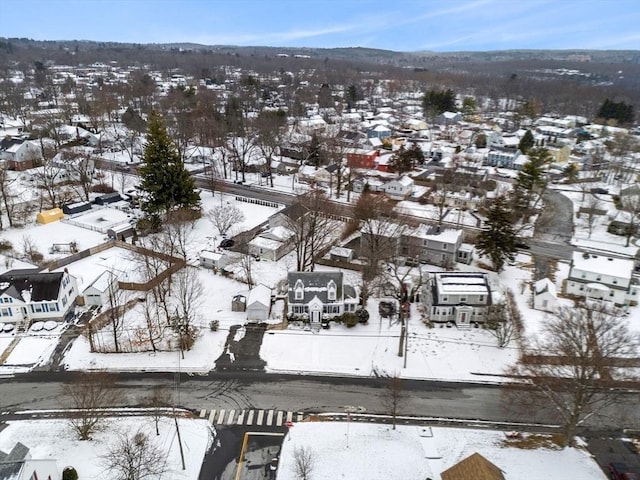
[
  {"xmin": 288, "ymin": 271, "xmax": 343, "ymax": 304},
  {"xmin": 441, "ymin": 453, "xmax": 505, "ymax": 480},
  {"xmin": 0, "ymin": 271, "xmax": 64, "ymax": 302}
]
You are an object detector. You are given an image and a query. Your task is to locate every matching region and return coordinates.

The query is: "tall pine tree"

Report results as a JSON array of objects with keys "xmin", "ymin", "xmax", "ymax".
[
  {"xmin": 477, "ymin": 195, "xmax": 517, "ymax": 272},
  {"xmin": 138, "ymin": 111, "xmax": 200, "ymax": 216}
]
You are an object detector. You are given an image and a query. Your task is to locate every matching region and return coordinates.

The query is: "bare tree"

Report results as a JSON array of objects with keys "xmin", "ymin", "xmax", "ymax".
[
  {"xmin": 619, "ymin": 193, "xmax": 640, "ymax": 247},
  {"xmin": 485, "ymin": 289, "xmax": 522, "ymax": 348},
  {"xmin": 65, "ymin": 372, "xmax": 123, "ymax": 440},
  {"xmin": 207, "ymin": 203, "xmax": 245, "ymax": 237},
  {"xmin": 104, "ymin": 281, "xmax": 129, "ymax": 353},
  {"xmin": 163, "ymin": 208, "xmax": 199, "ymax": 261},
  {"xmin": 101, "ymin": 429, "xmax": 168, "ymax": 480},
  {"xmin": 379, "ymin": 374, "xmax": 407, "ymax": 430},
  {"xmin": 140, "ymin": 386, "xmax": 172, "ymax": 436},
  {"xmin": 284, "ymin": 189, "xmax": 340, "ymax": 272},
  {"xmin": 506, "ymin": 301, "xmax": 638, "ymax": 447},
  {"xmin": 0, "ymin": 163, "xmax": 19, "ymax": 228},
  {"xmin": 59, "ymin": 148, "xmax": 95, "ymax": 202},
  {"xmin": 584, "ymin": 196, "xmax": 603, "ymax": 239},
  {"xmin": 292, "ymin": 445, "xmax": 315, "ymax": 480},
  {"xmin": 171, "ymin": 266, "xmax": 203, "ymax": 357}
]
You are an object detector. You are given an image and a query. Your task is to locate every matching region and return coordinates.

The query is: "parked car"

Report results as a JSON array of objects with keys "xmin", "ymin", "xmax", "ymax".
[
  {"xmin": 219, "ymin": 239, "xmax": 234, "ymax": 249},
  {"xmin": 378, "ymin": 301, "xmax": 396, "ymax": 318},
  {"xmin": 608, "ymin": 463, "xmax": 639, "ymax": 480},
  {"xmin": 515, "ymin": 241, "xmax": 531, "ymax": 250}
]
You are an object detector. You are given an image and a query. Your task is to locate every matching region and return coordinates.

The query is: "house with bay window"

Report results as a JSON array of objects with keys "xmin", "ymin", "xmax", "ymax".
[
  {"xmin": 0, "ymin": 268, "xmax": 78, "ymax": 327},
  {"xmin": 287, "ymin": 271, "xmax": 359, "ymax": 325},
  {"xmin": 423, "ymin": 272, "xmax": 492, "ymax": 326}
]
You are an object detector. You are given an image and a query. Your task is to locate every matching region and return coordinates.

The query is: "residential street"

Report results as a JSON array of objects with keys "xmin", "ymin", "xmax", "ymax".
[{"xmin": 2, "ymin": 372, "xmax": 639, "ymax": 435}]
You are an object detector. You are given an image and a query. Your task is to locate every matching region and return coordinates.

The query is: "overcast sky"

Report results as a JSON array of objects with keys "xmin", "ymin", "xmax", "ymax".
[{"xmin": 1, "ymin": 0, "xmax": 639, "ymax": 52}]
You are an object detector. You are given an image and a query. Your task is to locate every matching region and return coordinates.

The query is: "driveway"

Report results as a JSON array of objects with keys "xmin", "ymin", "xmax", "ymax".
[{"xmin": 214, "ymin": 323, "xmax": 267, "ymax": 372}]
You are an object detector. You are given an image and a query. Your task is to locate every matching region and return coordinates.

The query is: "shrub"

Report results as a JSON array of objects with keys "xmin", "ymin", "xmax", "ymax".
[
  {"xmin": 136, "ymin": 215, "xmax": 162, "ymax": 236},
  {"xmin": 0, "ymin": 240, "xmax": 13, "ymax": 251},
  {"xmin": 91, "ymin": 183, "xmax": 116, "ymax": 193},
  {"xmin": 342, "ymin": 313, "xmax": 359, "ymax": 328},
  {"xmin": 209, "ymin": 320, "xmax": 219, "ymax": 332},
  {"xmin": 62, "ymin": 466, "xmax": 78, "ymax": 480}
]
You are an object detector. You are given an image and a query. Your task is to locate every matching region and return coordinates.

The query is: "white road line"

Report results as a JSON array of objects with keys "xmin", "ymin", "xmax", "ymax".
[
  {"xmin": 217, "ymin": 409, "xmax": 226, "ymax": 424},
  {"xmin": 256, "ymin": 410, "xmax": 264, "ymax": 426},
  {"xmin": 199, "ymin": 409, "xmax": 206, "ymax": 418},
  {"xmin": 208, "ymin": 410, "xmax": 217, "ymax": 425},
  {"xmin": 276, "ymin": 411, "xmax": 284, "ymax": 426},
  {"xmin": 236, "ymin": 410, "xmax": 245, "ymax": 425},
  {"xmin": 286, "ymin": 411, "xmax": 293, "ymax": 423},
  {"xmin": 246, "ymin": 410, "xmax": 255, "ymax": 426},
  {"xmin": 266, "ymin": 410, "xmax": 274, "ymax": 426},
  {"xmin": 226, "ymin": 409, "xmax": 235, "ymax": 425},
  {"xmin": 297, "ymin": 412, "xmax": 304, "ymax": 422}
]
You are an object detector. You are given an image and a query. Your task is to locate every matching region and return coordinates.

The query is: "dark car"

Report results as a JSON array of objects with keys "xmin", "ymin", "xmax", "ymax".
[
  {"xmin": 378, "ymin": 301, "xmax": 396, "ymax": 317},
  {"xmin": 515, "ymin": 241, "xmax": 531, "ymax": 250},
  {"xmin": 608, "ymin": 463, "xmax": 639, "ymax": 480},
  {"xmin": 218, "ymin": 238, "xmax": 234, "ymax": 249}
]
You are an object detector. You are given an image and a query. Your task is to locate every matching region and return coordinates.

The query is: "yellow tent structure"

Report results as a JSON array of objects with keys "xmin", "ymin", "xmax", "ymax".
[{"xmin": 36, "ymin": 208, "xmax": 64, "ymax": 224}]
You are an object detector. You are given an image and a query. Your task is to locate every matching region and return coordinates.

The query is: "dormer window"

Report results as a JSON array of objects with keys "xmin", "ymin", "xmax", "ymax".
[
  {"xmin": 327, "ymin": 280, "xmax": 337, "ymax": 301},
  {"xmin": 294, "ymin": 279, "xmax": 304, "ymax": 301}
]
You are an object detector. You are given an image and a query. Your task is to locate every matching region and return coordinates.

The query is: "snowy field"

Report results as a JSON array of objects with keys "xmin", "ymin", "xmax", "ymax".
[
  {"xmin": 277, "ymin": 422, "xmax": 607, "ymax": 480},
  {"xmin": 0, "ymin": 416, "xmax": 211, "ymax": 480}
]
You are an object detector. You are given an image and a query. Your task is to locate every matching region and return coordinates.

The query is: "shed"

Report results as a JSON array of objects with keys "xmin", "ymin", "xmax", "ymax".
[
  {"xmin": 533, "ymin": 278, "xmax": 558, "ymax": 313},
  {"xmin": 62, "ymin": 201, "xmax": 92, "ymax": 215},
  {"xmin": 83, "ymin": 270, "xmax": 118, "ymax": 306},
  {"xmin": 107, "ymin": 223, "xmax": 135, "ymax": 241},
  {"xmin": 246, "ymin": 284, "xmax": 271, "ymax": 321},
  {"xmin": 199, "ymin": 250, "xmax": 231, "ymax": 270},
  {"xmin": 36, "ymin": 208, "xmax": 63, "ymax": 224},
  {"xmin": 231, "ymin": 294, "xmax": 246, "ymax": 312},
  {"xmin": 94, "ymin": 192, "xmax": 123, "ymax": 205},
  {"xmin": 329, "ymin": 246, "xmax": 354, "ymax": 262}
]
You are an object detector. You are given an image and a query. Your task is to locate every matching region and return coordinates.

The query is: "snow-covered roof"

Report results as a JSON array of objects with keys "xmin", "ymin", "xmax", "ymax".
[
  {"xmin": 247, "ymin": 284, "xmax": 271, "ymax": 307},
  {"xmin": 571, "ymin": 251, "xmax": 633, "ymax": 279}
]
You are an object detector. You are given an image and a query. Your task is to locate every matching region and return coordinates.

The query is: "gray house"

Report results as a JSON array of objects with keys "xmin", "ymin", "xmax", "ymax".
[
  {"xmin": 423, "ymin": 272, "xmax": 492, "ymax": 326},
  {"xmin": 287, "ymin": 271, "xmax": 359, "ymax": 324}
]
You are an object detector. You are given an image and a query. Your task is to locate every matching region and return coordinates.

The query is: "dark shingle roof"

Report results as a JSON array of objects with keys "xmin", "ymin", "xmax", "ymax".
[
  {"xmin": 288, "ymin": 271, "xmax": 343, "ymax": 304},
  {"xmin": 0, "ymin": 271, "xmax": 64, "ymax": 302}
]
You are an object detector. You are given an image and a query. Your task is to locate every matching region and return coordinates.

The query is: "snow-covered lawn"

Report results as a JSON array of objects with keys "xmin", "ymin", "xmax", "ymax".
[
  {"xmin": 277, "ymin": 422, "xmax": 607, "ymax": 480},
  {"xmin": 0, "ymin": 416, "xmax": 211, "ymax": 480}
]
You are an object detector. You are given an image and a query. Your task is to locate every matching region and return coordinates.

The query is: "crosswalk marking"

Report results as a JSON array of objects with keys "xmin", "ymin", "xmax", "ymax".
[
  {"xmin": 217, "ymin": 409, "xmax": 226, "ymax": 424},
  {"xmin": 236, "ymin": 410, "xmax": 245, "ymax": 425},
  {"xmin": 226, "ymin": 409, "xmax": 235, "ymax": 425},
  {"xmin": 200, "ymin": 409, "xmax": 304, "ymax": 427}
]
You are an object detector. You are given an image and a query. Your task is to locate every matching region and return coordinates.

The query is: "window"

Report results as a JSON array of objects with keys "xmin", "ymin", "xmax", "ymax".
[
  {"xmin": 0, "ymin": 307, "xmax": 11, "ymax": 317},
  {"xmin": 2, "ymin": 297, "xmax": 12, "ymax": 303},
  {"xmin": 31, "ymin": 304, "xmax": 43, "ymax": 313},
  {"xmin": 48, "ymin": 303, "xmax": 59, "ymax": 312},
  {"xmin": 443, "ymin": 243, "xmax": 448, "ymax": 250},
  {"xmin": 442, "ymin": 296, "xmax": 448, "ymax": 302},
  {"xmin": 596, "ymin": 276, "xmax": 601, "ymax": 281},
  {"xmin": 327, "ymin": 280, "xmax": 336, "ymax": 301},
  {"xmin": 479, "ymin": 295, "xmax": 484, "ymax": 302},
  {"xmin": 460, "ymin": 297, "xmax": 466, "ymax": 303}
]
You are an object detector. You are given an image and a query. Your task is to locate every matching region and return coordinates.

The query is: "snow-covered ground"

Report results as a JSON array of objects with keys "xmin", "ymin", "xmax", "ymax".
[
  {"xmin": 277, "ymin": 422, "xmax": 607, "ymax": 480},
  {"xmin": 0, "ymin": 416, "xmax": 211, "ymax": 480}
]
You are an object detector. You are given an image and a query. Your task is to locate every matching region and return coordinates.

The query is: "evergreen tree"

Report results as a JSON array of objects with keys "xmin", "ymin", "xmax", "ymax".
[
  {"xmin": 317, "ymin": 83, "xmax": 333, "ymax": 109},
  {"xmin": 597, "ymin": 98, "xmax": 634, "ymax": 125},
  {"xmin": 138, "ymin": 112, "xmax": 200, "ymax": 216},
  {"xmin": 477, "ymin": 195, "xmax": 517, "ymax": 272},
  {"xmin": 423, "ymin": 88, "xmax": 456, "ymax": 120},
  {"xmin": 517, "ymin": 130, "xmax": 535, "ymax": 154},
  {"xmin": 514, "ymin": 147, "xmax": 552, "ymax": 210}
]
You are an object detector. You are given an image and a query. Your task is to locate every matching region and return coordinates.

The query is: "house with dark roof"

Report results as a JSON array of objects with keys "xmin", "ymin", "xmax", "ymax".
[
  {"xmin": 0, "ymin": 442, "xmax": 58, "ymax": 480},
  {"xmin": 287, "ymin": 271, "xmax": 359, "ymax": 326},
  {"xmin": 0, "ymin": 269, "xmax": 78, "ymax": 327},
  {"xmin": 423, "ymin": 272, "xmax": 492, "ymax": 326},
  {"xmin": 441, "ymin": 452, "xmax": 505, "ymax": 480}
]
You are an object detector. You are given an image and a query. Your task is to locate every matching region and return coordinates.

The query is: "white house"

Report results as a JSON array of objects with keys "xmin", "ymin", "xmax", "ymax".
[
  {"xmin": 0, "ymin": 269, "xmax": 78, "ymax": 327},
  {"xmin": 0, "ymin": 442, "xmax": 59, "ymax": 480},
  {"xmin": 423, "ymin": 272, "xmax": 492, "ymax": 326},
  {"xmin": 564, "ymin": 251, "xmax": 638, "ymax": 306},
  {"xmin": 246, "ymin": 284, "xmax": 272, "ymax": 322},
  {"xmin": 287, "ymin": 271, "xmax": 359, "ymax": 326},
  {"xmin": 533, "ymin": 278, "xmax": 558, "ymax": 313},
  {"xmin": 248, "ymin": 225, "xmax": 295, "ymax": 261},
  {"xmin": 383, "ymin": 175, "xmax": 415, "ymax": 200}
]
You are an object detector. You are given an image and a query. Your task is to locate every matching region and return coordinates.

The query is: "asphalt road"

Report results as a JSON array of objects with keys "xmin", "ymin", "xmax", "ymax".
[{"xmin": 2, "ymin": 372, "xmax": 639, "ymax": 435}]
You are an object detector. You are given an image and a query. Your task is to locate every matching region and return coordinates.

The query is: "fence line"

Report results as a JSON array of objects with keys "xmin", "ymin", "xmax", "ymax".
[{"xmin": 235, "ymin": 196, "xmax": 280, "ymax": 209}]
